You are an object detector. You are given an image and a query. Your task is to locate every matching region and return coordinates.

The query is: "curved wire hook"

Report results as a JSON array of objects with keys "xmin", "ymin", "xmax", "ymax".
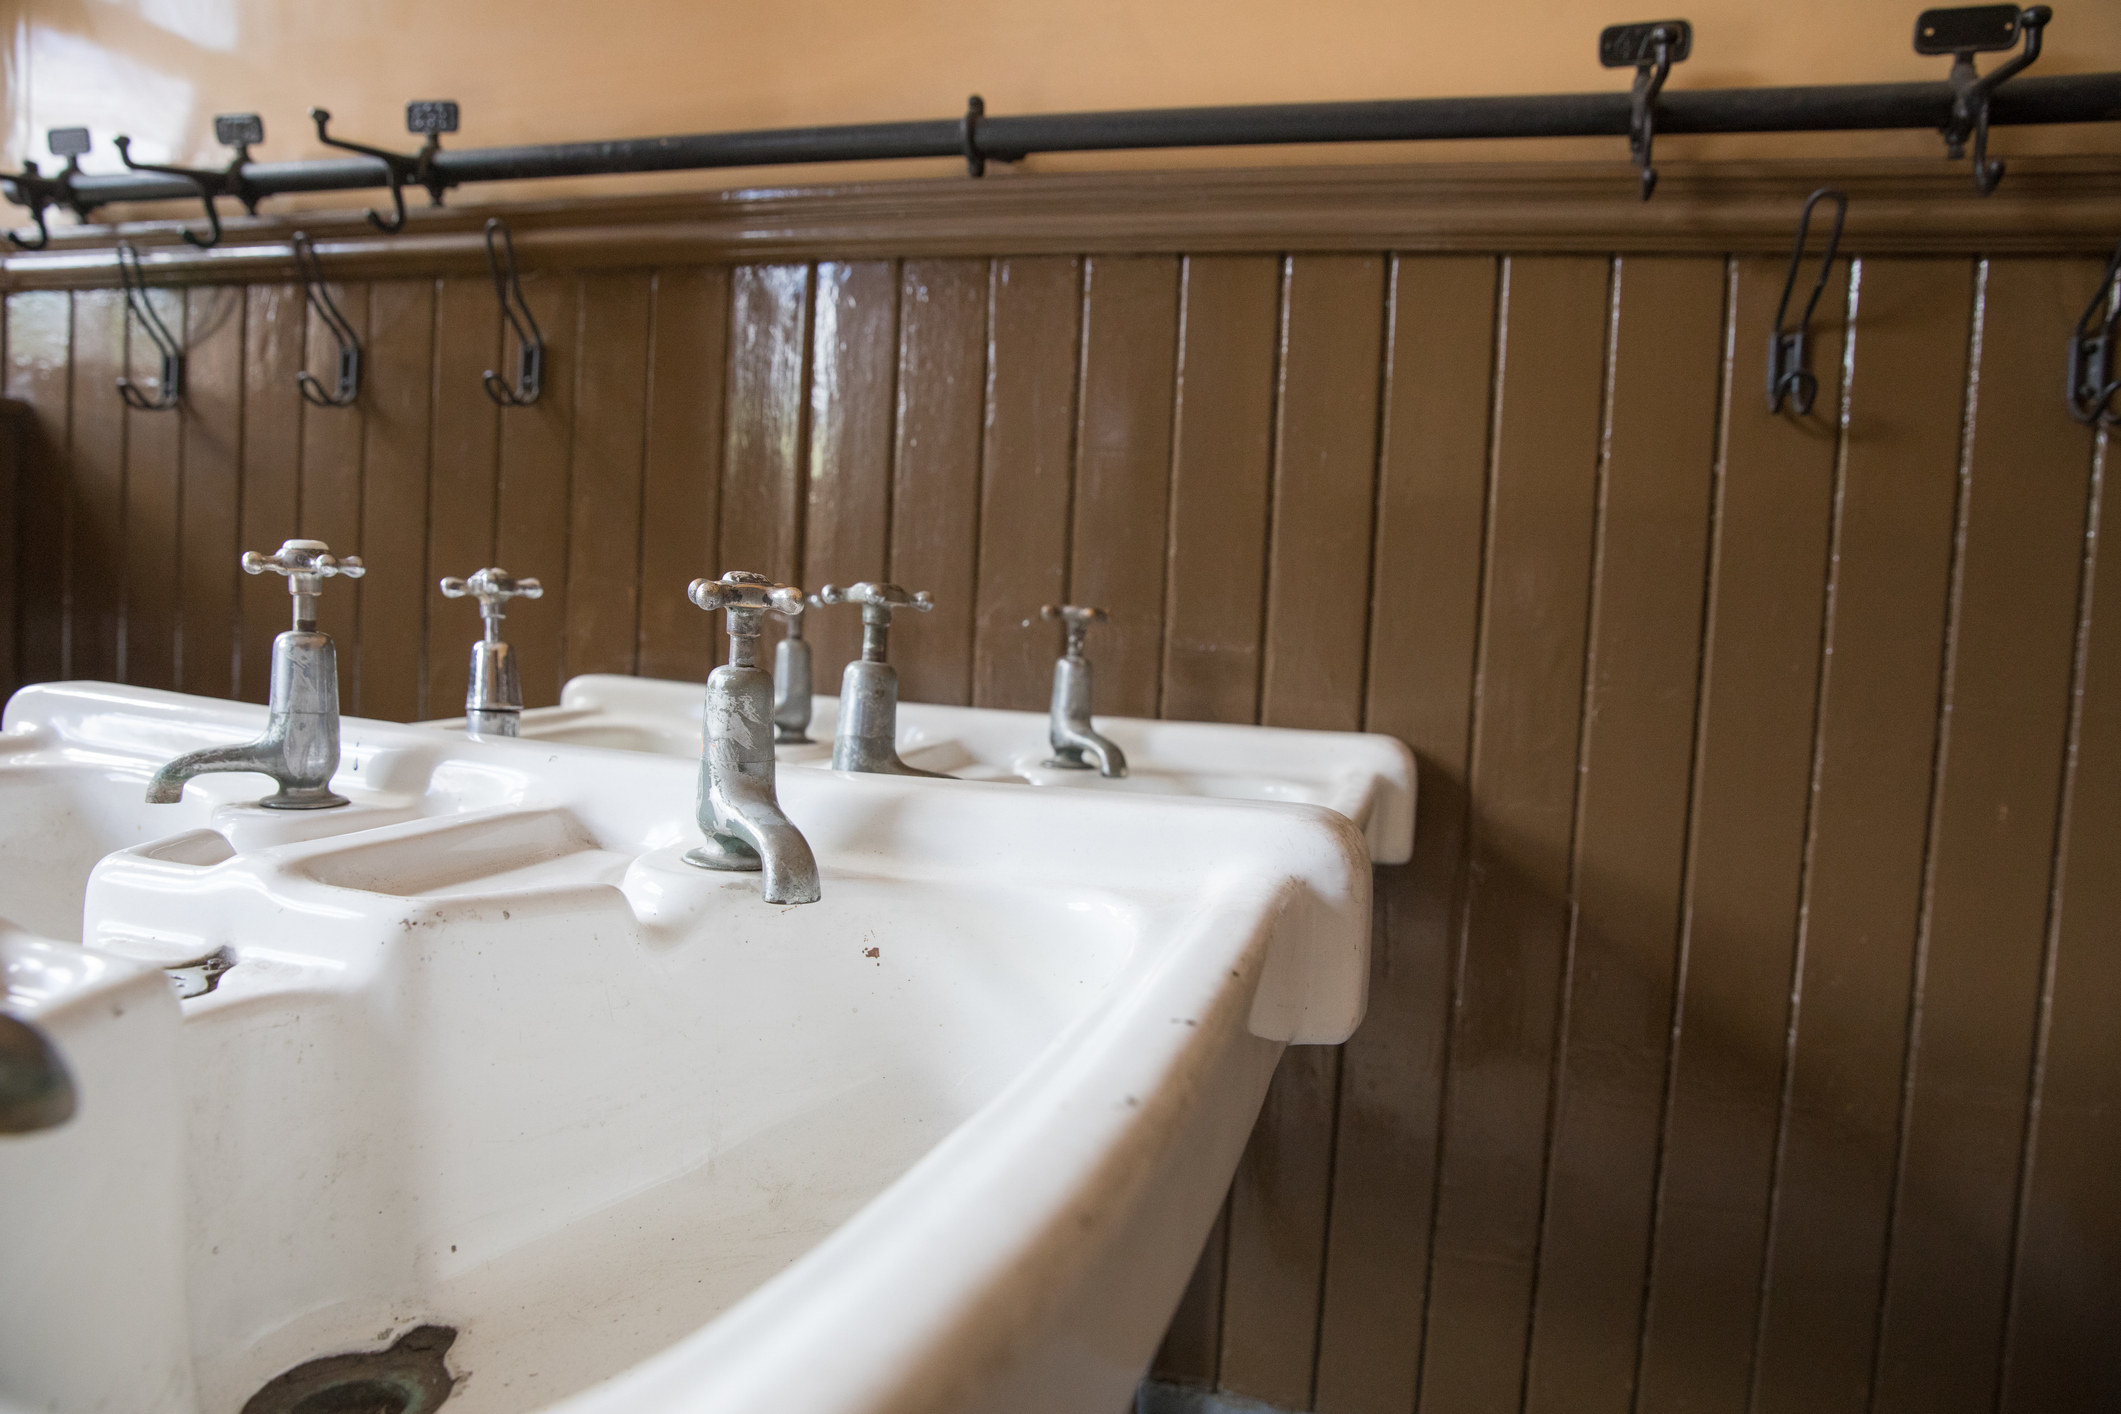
[
  {"xmin": 1768, "ymin": 187, "xmax": 1849, "ymax": 417},
  {"xmin": 481, "ymin": 218, "xmax": 543, "ymax": 407},
  {"xmin": 2067, "ymin": 235, "xmax": 2121, "ymax": 427},
  {"xmin": 310, "ymin": 107, "xmax": 408, "ymax": 234},
  {"xmin": 291, "ymin": 231, "xmax": 363, "ymax": 408},
  {"xmin": 115, "ymin": 242, "xmax": 184, "ymax": 411},
  {"xmin": 4, "ymin": 162, "xmax": 55, "ymax": 251},
  {"xmin": 113, "ymin": 135, "xmax": 223, "ymax": 249}
]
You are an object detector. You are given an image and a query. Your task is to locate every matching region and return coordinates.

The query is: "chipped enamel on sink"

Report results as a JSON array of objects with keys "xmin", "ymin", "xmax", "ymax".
[
  {"xmin": 2, "ymin": 682, "xmax": 1370, "ymax": 1414},
  {"xmin": 441, "ymin": 672, "xmax": 1417, "ymax": 864}
]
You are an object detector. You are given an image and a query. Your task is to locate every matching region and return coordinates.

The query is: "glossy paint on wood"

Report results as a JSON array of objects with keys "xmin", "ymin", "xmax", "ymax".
[{"xmin": 5, "ymin": 182, "xmax": 2116, "ymax": 1414}]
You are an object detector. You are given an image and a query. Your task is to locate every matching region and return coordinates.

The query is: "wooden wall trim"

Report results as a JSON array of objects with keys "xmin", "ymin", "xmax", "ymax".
[{"xmin": 7, "ymin": 156, "xmax": 2120, "ymax": 290}]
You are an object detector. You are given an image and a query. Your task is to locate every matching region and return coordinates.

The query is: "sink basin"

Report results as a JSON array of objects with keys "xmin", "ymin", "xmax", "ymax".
[
  {"xmin": 2, "ymin": 683, "xmax": 1370, "ymax": 1414},
  {"xmin": 433, "ymin": 672, "xmax": 1417, "ymax": 863}
]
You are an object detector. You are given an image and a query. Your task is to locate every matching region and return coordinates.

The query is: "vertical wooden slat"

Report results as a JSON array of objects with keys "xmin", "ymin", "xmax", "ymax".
[
  {"xmin": 6, "ymin": 290, "xmax": 72, "ymax": 688},
  {"xmin": 122, "ymin": 287, "xmax": 183, "ymax": 690},
  {"xmin": 720, "ymin": 264, "xmax": 811, "ymax": 670},
  {"xmin": 1416, "ymin": 255, "xmax": 1610, "ymax": 1414},
  {"xmin": 1752, "ymin": 258, "xmax": 1975, "ymax": 1414},
  {"xmin": 238, "ymin": 285, "xmax": 305, "ymax": 704},
  {"xmin": 889, "ymin": 259, "xmax": 987, "ymax": 705},
  {"xmin": 1315, "ymin": 253, "xmax": 1499, "ymax": 1414},
  {"xmin": 1634, "ymin": 255, "xmax": 1848, "ymax": 1414},
  {"xmin": 423, "ymin": 276, "xmax": 501, "ymax": 718},
  {"xmin": 493, "ymin": 274, "xmax": 579, "ymax": 707},
  {"xmin": 972, "ymin": 256, "xmax": 1080, "ymax": 712},
  {"xmin": 1154, "ymin": 1206, "xmax": 1230, "ymax": 1388},
  {"xmin": 1160, "ymin": 255, "xmax": 1279, "ymax": 726},
  {"xmin": 70, "ymin": 288, "xmax": 127, "ymax": 682},
  {"xmin": 1069, "ymin": 255, "xmax": 1180, "ymax": 717},
  {"xmin": 802, "ymin": 261, "xmax": 899, "ymax": 693},
  {"xmin": 177, "ymin": 286, "xmax": 245, "ymax": 700},
  {"xmin": 353, "ymin": 279, "xmax": 435, "ymax": 721},
  {"xmin": 296, "ymin": 283, "xmax": 368, "ymax": 655},
  {"xmin": 564, "ymin": 272, "xmax": 653, "ymax": 681},
  {"xmin": 636, "ymin": 267, "xmax": 729, "ymax": 682},
  {"xmin": 2002, "ymin": 424, "xmax": 2121, "ymax": 1414},
  {"xmin": 1222, "ymin": 253, "xmax": 1387, "ymax": 1412},
  {"xmin": 1871, "ymin": 258, "xmax": 2096, "ymax": 1414},
  {"xmin": 1521, "ymin": 256, "xmax": 1724, "ymax": 1414}
]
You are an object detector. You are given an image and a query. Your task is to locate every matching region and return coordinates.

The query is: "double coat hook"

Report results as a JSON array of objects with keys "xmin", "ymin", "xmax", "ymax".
[
  {"xmin": 292, "ymin": 232, "xmax": 362, "ymax": 407},
  {"xmin": 1915, "ymin": 5, "xmax": 2051, "ymax": 195},
  {"xmin": 1599, "ymin": 19, "xmax": 1692, "ymax": 201},
  {"xmin": 115, "ymin": 242, "xmax": 184, "ymax": 411},
  {"xmin": 3, "ymin": 127, "xmax": 93, "ymax": 251},
  {"xmin": 482, "ymin": 218, "xmax": 544, "ymax": 407},
  {"xmin": 311, "ymin": 101, "xmax": 459, "ymax": 233},
  {"xmin": 1768, "ymin": 188, "xmax": 1848, "ymax": 416},
  {"xmin": 112, "ymin": 113, "xmax": 264, "ymax": 249}
]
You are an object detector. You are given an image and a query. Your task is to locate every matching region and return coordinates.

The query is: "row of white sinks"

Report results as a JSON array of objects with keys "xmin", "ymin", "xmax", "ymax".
[{"xmin": 1, "ymin": 676, "xmax": 1413, "ymax": 1414}]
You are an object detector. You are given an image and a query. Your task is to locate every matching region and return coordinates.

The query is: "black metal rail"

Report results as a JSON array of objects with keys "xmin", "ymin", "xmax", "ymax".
[{"xmin": 5, "ymin": 72, "xmax": 2118, "ymax": 219}]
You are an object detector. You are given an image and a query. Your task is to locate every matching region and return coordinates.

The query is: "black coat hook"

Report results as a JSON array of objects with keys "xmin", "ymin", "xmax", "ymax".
[
  {"xmin": 1599, "ymin": 19, "xmax": 1692, "ymax": 201},
  {"xmin": 3, "ymin": 127, "xmax": 93, "ymax": 251},
  {"xmin": 115, "ymin": 242, "xmax": 184, "ymax": 411},
  {"xmin": 111, "ymin": 113, "xmax": 264, "ymax": 249},
  {"xmin": 310, "ymin": 101, "xmax": 458, "ymax": 234},
  {"xmin": 962, "ymin": 95, "xmax": 987, "ymax": 178},
  {"xmin": 291, "ymin": 231, "xmax": 362, "ymax": 408},
  {"xmin": 481, "ymin": 218, "xmax": 543, "ymax": 407},
  {"xmin": 2066, "ymin": 236, "xmax": 2121, "ymax": 427},
  {"xmin": 1768, "ymin": 187, "xmax": 1848, "ymax": 417},
  {"xmin": 1915, "ymin": 5, "xmax": 2051, "ymax": 195}
]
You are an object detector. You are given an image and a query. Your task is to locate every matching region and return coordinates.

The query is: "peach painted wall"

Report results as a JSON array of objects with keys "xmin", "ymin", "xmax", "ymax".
[{"xmin": 6, "ymin": 0, "xmax": 2121, "ymax": 214}]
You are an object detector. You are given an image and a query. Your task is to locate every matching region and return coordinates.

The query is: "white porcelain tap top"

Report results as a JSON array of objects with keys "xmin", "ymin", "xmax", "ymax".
[
  {"xmin": 432, "ymin": 673, "xmax": 1418, "ymax": 864},
  {"xmin": 2, "ymin": 680, "xmax": 1370, "ymax": 1414}
]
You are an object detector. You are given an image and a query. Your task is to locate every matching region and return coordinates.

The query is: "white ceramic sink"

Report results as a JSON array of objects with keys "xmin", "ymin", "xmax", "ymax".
[
  {"xmin": 440, "ymin": 673, "xmax": 1416, "ymax": 864},
  {"xmin": 2, "ymin": 682, "xmax": 1370, "ymax": 1414}
]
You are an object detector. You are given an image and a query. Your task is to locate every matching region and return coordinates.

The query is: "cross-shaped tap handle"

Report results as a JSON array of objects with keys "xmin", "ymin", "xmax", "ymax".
[
  {"xmin": 815, "ymin": 582, "xmax": 934, "ymax": 620},
  {"xmin": 689, "ymin": 571, "xmax": 805, "ymax": 667},
  {"xmin": 242, "ymin": 539, "xmax": 363, "ymax": 630},
  {"xmin": 1042, "ymin": 604, "xmax": 1108, "ymax": 657}
]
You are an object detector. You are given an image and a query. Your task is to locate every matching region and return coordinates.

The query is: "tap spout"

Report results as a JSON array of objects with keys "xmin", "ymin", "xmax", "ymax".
[
  {"xmin": 146, "ymin": 628, "xmax": 349, "ymax": 808},
  {"xmin": 1046, "ymin": 653, "xmax": 1129, "ymax": 777}
]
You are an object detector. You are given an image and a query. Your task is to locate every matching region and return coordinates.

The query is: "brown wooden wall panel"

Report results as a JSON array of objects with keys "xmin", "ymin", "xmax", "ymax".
[
  {"xmin": 9, "ymin": 171, "xmax": 2121, "ymax": 1414},
  {"xmin": 70, "ymin": 287, "xmax": 125, "ymax": 683},
  {"xmin": 1313, "ymin": 254, "xmax": 1499, "ymax": 1414},
  {"xmin": 1633, "ymin": 254, "xmax": 1847, "ymax": 1414},
  {"xmin": 493, "ymin": 274, "xmax": 579, "ymax": 707},
  {"xmin": 720, "ymin": 264, "xmax": 811, "ymax": 666},
  {"xmin": 2002, "ymin": 416, "xmax": 2121, "ymax": 1414},
  {"xmin": 1417, "ymin": 255, "xmax": 1610, "ymax": 1414},
  {"xmin": 1070, "ymin": 255, "xmax": 1179, "ymax": 718},
  {"xmin": 353, "ymin": 279, "xmax": 436, "ymax": 722},
  {"xmin": 423, "ymin": 276, "xmax": 502, "ymax": 717},
  {"xmin": 636, "ymin": 267, "xmax": 729, "ymax": 682},
  {"xmin": 178, "ymin": 286, "xmax": 244, "ymax": 701},
  {"xmin": 7, "ymin": 290, "xmax": 70, "ymax": 688},
  {"xmin": 888, "ymin": 260, "xmax": 986, "ymax": 704},
  {"xmin": 123, "ymin": 286, "xmax": 184, "ymax": 691},
  {"xmin": 1752, "ymin": 258, "xmax": 1975, "ymax": 1414},
  {"xmin": 236, "ymin": 283, "xmax": 304, "ymax": 704},
  {"xmin": 1522, "ymin": 254, "xmax": 1724, "ymax": 1414},
  {"xmin": 564, "ymin": 273, "xmax": 653, "ymax": 682},
  {"xmin": 1161, "ymin": 255, "xmax": 1278, "ymax": 727},
  {"xmin": 1871, "ymin": 258, "xmax": 2099, "ymax": 1414},
  {"xmin": 802, "ymin": 260, "xmax": 898, "ymax": 693},
  {"xmin": 972, "ymin": 256, "xmax": 1079, "ymax": 713}
]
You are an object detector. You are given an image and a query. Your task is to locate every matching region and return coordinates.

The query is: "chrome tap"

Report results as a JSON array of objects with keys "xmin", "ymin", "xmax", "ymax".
[
  {"xmin": 147, "ymin": 539, "xmax": 362, "ymax": 809},
  {"xmin": 1040, "ymin": 605, "xmax": 1128, "ymax": 778},
  {"xmin": 439, "ymin": 567, "xmax": 542, "ymax": 738},
  {"xmin": 814, "ymin": 582, "xmax": 947, "ymax": 778},
  {"xmin": 771, "ymin": 593, "xmax": 825, "ymax": 744},
  {"xmin": 684, "ymin": 572, "xmax": 821, "ymax": 904}
]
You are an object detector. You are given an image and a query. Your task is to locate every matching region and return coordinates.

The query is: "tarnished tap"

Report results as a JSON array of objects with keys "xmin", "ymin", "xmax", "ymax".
[
  {"xmin": 771, "ymin": 593, "xmax": 826, "ymax": 744},
  {"xmin": 439, "ymin": 567, "xmax": 542, "ymax": 738},
  {"xmin": 814, "ymin": 582, "xmax": 947, "ymax": 778},
  {"xmin": 1040, "ymin": 605, "xmax": 1127, "ymax": 778},
  {"xmin": 684, "ymin": 572, "xmax": 821, "ymax": 904},
  {"xmin": 147, "ymin": 539, "xmax": 362, "ymax": 808}
]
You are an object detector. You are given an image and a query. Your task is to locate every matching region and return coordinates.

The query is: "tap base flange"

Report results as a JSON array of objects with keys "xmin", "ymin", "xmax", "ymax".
[
  {"xmin": 257, "ymin": 787, "xmax": 350, "ymax": 810},
  {"xmin": 773, "ymin": 727, "xmax": 810, "ymax": 745},
  {"xmin": 1043, "ymin": 751, "xmax": 1097, "ymax": 771},
  {"xmin": 683, "ymin": 834, "xmax": 764, "ymax": 872}
]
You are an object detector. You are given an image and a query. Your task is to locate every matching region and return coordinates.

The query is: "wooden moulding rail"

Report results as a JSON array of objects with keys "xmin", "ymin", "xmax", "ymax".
[{"xmin": 5, "ymin": 156, "xmax": 2121, "ymax": 289}]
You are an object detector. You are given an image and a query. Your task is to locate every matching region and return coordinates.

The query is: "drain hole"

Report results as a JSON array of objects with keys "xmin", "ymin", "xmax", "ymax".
[{"xmin": 241, "ymin": 1325, "xmax": 457, "ymax": 1414}]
